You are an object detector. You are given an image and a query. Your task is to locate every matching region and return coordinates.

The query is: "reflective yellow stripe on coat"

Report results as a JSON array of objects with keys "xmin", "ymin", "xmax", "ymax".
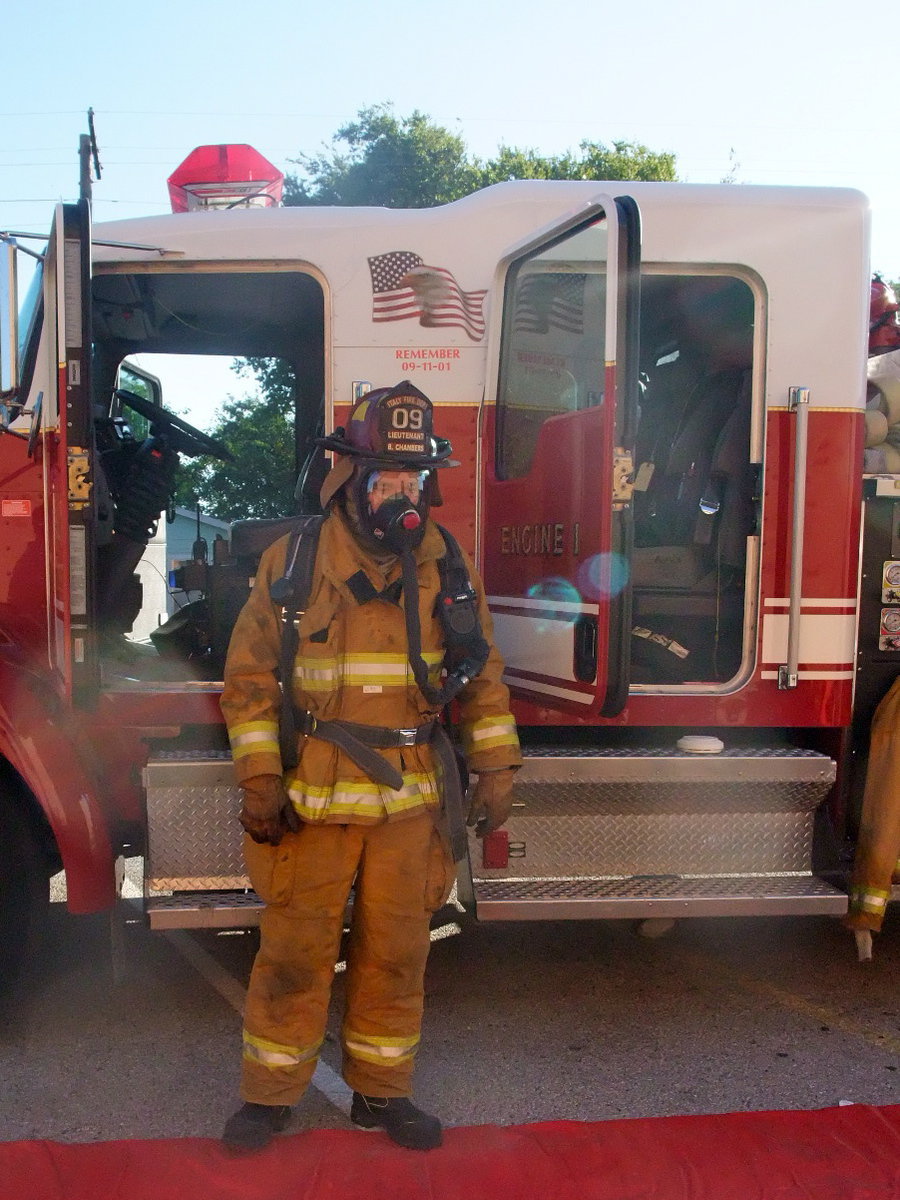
[
  {"xmin": 229, "ymin": 720, "xmax": 280, "ymax": 760},
  {"xmin": 286, "ymin": 773, "xmax": 440, "ymax": 822},
  {"xmin": 294, "ymin": 650, "xmax": 442, "ymax": 692},
  {"xmin": 461, "ymin": 714, "xmax": 520, "ymax": 756}
]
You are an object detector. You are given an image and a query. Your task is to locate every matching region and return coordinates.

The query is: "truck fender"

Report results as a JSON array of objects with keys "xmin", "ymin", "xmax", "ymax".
[{"xmin": 0, "ymin": 657, "xmax": 116, "ymax": 913}]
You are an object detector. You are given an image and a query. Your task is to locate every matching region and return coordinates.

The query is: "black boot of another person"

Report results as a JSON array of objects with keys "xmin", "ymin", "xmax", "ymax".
[
  {"xmin": 350, "ymin": 1092, "xmax": 443, "ymax": 1150},
  {"xmin": 222, "ymin": 1102, "xmax": 292, "ymax": 1153}
]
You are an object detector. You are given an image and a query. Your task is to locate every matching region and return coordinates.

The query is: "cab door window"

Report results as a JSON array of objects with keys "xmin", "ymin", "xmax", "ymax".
[
  {"xmin": 497, "ymin": 222, "xmax": 607, "ymax": 481},
  {"xmin": 630, "ymin": 273, "xmax": 757, "ymax": 685}
]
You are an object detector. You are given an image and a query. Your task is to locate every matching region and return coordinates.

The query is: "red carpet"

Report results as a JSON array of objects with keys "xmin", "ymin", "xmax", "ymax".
[{"xmin": 2, "ymin": 1104, "xmax": 899, "ymax": 1200}]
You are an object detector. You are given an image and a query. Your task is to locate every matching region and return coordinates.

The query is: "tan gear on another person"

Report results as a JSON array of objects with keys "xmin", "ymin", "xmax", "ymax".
[
  {"xmin": 844, "ymin": 676, "xmax": 900, "ymax": 949},
  {"xmin": 869, "ymin": 276, "xmax": 900, "ymax": 355}
]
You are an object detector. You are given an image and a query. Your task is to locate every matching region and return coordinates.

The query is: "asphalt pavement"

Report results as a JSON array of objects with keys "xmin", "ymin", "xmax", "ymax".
[{"xmin": 1, "ymin": 887, "xmax": 898, "ymax": 1144}]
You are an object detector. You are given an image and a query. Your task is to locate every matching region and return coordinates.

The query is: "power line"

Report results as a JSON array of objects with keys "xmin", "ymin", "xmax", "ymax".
[
  {"xmin": 0, "ymin": 107, "xmax": 878, "ymax": 135},
  {"xmin": 1, "ymin": 160, "xmax": 178, "ymax": 168},
  {"xmin": 0, "ymin": 108, "xmax": 350, "ymax": 119},
  {"xmin": 0, "ymin": 200, "xmax": 164, "ymax": 207}
]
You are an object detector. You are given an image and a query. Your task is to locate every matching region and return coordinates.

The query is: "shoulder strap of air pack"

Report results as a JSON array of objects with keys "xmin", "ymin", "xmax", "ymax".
[
  {"xmin": 435, "ymin": 523, "xmax": 471, "ymax": 600},
  {"xmin": 269, "ymin": 514, "xmax": 325, "ymax": 610},
  {"xmin": 268, "ymin": 515, "xmax": 325, "ymax": 770}
]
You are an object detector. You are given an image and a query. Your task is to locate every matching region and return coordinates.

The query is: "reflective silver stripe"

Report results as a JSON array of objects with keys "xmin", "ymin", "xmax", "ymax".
[
  {"xmin": 294, "ymin": 663, "xmax": 339, "ymax": 685},
  {"xmin": 230, "ymin": 722, "xmax": 280, "ymax": 753},
  {"xmin": 469, "ymin": 718, "xmax": 517, "ymax": 743},
  {"xmin": 230, "ymin": 720, "xmax": 278, "ymax": 739},
  {"xmin": 242, "ymin": 1030, "xmax": 321, "ymax": 1069},
  {"xmin": 344, "ymin": 1036, "xmax": 418, "ymax": 1064},
  {"xmin": 294, "ymin": 652, "xmax": 442, "ymax": 690},
  {"xmin": 345, "ymin": 661, "xmax": 408, "ymax": 678},
  {"xmin": 852, "ymin": 890, "xmax": 889, "ymax": 913},
  {"xmin": 232, "ymin": 731, "xmax": 279, "ymax": 747}
]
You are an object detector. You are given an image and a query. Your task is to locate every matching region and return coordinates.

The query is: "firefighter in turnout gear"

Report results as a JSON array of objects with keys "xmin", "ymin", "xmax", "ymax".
[
  {"xmin": 220, "ymin": 382, "xmax": 521, "ymax": 1152},
  {"xmin": 844, "ymin": 676, "xmax": 900, "ymax": 943}
]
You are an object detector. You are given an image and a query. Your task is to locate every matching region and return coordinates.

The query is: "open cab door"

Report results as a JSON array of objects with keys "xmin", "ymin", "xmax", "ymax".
[
  {"xmin": 482, "ymin": 197, "xmax": 640, "ymax": 716},
  {"xmin": 43, "ymin": 199, "xmax": 98, "ymax": 705}
]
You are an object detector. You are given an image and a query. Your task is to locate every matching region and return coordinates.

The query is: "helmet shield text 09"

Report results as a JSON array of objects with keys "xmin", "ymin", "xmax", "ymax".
[
  {"xmin": 317, "ymin": 381, "xmax": 457, "ymax": 511},
  {"xmin": 316, "ymin": 381, "xmax": 456, "ymax": 469}
]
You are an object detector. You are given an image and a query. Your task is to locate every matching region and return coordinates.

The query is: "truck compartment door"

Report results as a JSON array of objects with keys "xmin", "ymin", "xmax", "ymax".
[{"xmin": 482, "ymin": 197, "xmax": 640, "ymax": 716}]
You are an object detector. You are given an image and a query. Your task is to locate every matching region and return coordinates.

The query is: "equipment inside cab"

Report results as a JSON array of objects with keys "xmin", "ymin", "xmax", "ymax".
[
  {"xmin": 629, "ymin": 274, "xmax": 758, "ymax": 684},
  {"xmin": 93, "ymin": 388, "xmax": 233, "ymax": 641},
  {"xmin": 88, "ymin": 266, "xmax": 325, "ymax": 681}
]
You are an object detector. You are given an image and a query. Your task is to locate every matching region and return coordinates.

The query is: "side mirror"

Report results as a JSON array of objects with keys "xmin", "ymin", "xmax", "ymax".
[{"xmin": 0, "ymin": 238, "xmax": 18, "ymax": 394}]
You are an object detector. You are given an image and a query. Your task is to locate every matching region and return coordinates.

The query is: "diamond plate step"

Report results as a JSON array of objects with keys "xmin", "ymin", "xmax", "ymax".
[
  {"xmin": 516, "ymin": 743, "xmax": 835, "ymax": 786},
  {"xmin": 146, "ymin": 891, "xmax": 263, "ymax": 930},
  {"xmin": 471, "ymin": 874, "xmax": 848, "ymax": 920},
  {"xmin": 144, "ymin": 752, "xmax": 246, "ymax": 893},
  {"xmin": 474, "ymin": 745, "xmax": 836, "ymax": 880}
]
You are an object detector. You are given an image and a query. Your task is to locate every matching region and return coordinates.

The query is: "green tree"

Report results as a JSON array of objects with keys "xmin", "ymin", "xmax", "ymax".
[
  {"xmin": 286, "ymin": 103, "xmax": 676, "ymax": 208},
  {"xmin": 174, "ymin": 362, "xmax": 295, "ymax": 521},
  {"xmin": 475, "ymin": 141, "xmax": 676, "ymax": 187},
  {"xmin": 285, "ymin": 105, "xmax": 480, "ymax": 208}
]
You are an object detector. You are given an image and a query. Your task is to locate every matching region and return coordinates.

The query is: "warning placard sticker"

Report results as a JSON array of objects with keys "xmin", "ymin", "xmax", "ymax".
[{"xmin": 1, "ymin": 499, "xmax": 32, "ymax": 517}]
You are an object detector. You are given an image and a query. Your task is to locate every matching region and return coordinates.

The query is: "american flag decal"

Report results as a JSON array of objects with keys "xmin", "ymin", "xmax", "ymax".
[
  {"xmin": 514, "ymin": 272, "xmax": 586, "ymax": 335},
  {"xmin": 368, "ymin": 251, "xmax": 487, "ymax": 342}
]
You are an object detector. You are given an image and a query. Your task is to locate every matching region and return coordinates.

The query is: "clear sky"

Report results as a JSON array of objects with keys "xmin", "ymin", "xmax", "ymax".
[{"xmin": 3, "ymin": 0, "xmax": 894, "ymax": 408}]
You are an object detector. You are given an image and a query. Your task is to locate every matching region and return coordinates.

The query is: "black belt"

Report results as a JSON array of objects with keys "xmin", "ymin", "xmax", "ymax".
[
  {"xmin": 308, "ymin": 716, "xmax": 436, "ymax": 749},
  {"xmin": 300, "ymin": 715, "xmax": 468, "ymax": 862}
]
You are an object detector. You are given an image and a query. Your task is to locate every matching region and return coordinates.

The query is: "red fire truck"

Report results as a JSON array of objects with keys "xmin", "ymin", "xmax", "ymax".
[{"xmin": 0, "ymin": 142, "xmax": 893, "ymax": 985}]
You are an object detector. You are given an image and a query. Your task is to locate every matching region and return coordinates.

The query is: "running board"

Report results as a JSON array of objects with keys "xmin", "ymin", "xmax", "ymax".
[
  {"xmin": 146, "ymin": 891, "xmax": 263, "ymax": 930},
  {"xmin": 471, "ymin": 875, "xmax": 848, "ymax": 920},
  {"xmin": 145, "ymin": 875, "xmax": 848, "ymax": 929}
]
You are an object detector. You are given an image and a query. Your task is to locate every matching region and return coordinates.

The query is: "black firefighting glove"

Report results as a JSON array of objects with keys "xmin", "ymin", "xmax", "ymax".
[
  {"xmin": 239, "ymin": 774, "xmax": 301, "ymax": 846},
  {"xmin": 466, "ymin": 768, "xmax": 517, "ymax": 838}
]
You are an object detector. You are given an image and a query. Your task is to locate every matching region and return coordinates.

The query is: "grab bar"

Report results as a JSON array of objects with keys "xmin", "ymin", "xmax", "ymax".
[{"xmin": 778, "ymin": 386, "xmax": 809, "ymax": 689}]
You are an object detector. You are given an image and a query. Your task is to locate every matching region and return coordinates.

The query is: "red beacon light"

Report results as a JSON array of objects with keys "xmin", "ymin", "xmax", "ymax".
[{"xmin": 166, "ymin": 144, "xmax": 284, "ymax": 213}]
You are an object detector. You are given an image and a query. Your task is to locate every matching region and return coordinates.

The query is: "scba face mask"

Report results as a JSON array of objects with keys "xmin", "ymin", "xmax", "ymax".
[{"xmin": 357, "ymin": 468, "xmax": 431, "ymax": 554}]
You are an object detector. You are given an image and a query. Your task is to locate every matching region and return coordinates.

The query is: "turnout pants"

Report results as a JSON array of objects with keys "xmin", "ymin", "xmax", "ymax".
[
  {"xmin": 846, "ymin": 676, "xmax": 900, "ymax": 932},
  {"xmin": 240, "ymin": 810, "xmax": 454, "ymax": 1104}
]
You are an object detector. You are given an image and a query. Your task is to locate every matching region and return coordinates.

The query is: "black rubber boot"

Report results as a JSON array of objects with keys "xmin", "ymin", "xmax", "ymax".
[
  {"xmin": 222, "ymin": 1102, "xmax": 292, "ymax": 1153},
  {"xmin": 350, "ymin": 1093, "xmax": 443, "ymax": 1150}
]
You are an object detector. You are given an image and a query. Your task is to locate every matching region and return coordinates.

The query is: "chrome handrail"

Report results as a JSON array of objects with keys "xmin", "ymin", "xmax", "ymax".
[{"xmin": 778, "ymin": 386, "xmax": 810, "ymax": 689}]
